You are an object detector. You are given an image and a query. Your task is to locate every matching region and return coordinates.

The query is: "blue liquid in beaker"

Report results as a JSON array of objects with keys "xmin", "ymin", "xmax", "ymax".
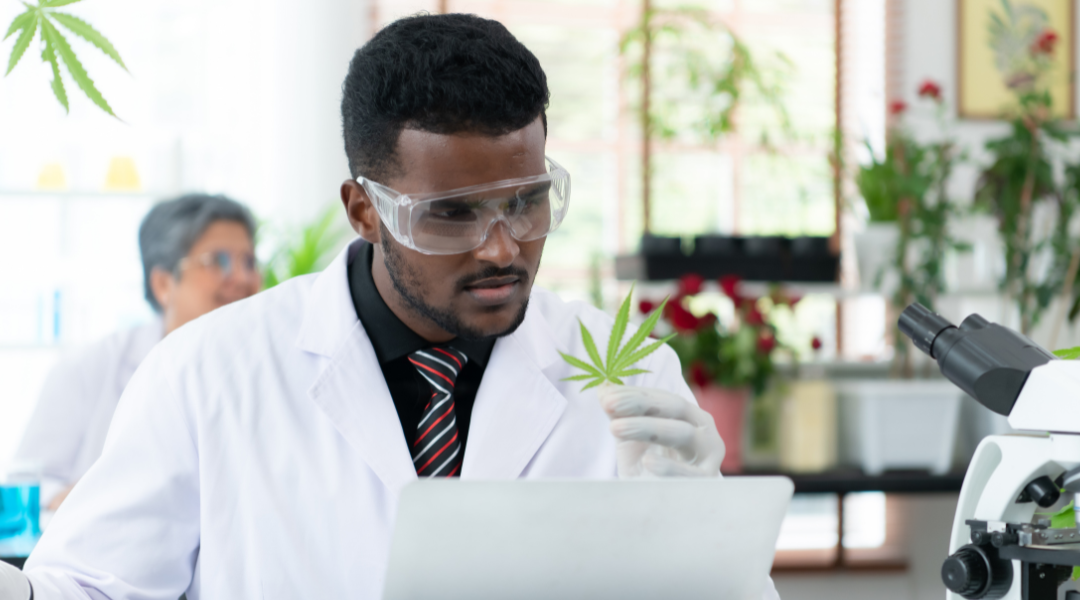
[{"xmin": 0, "ymin": 484, "xmax": 40, "ymax": 557}]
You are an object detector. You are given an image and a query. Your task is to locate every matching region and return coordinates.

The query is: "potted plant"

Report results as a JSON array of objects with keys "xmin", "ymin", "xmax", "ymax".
[
  {"xmin": 854, "ymin": 80, "xmax": 968, "ymax": 377},
  {"xmin": 620, "ymin": 3, "xmax": 790, "ymax": 235},
  {"xmin": 638, "ymin": 274, "xmax": 802, "ymax": 472},
  {"xmin": 974, "ymin": 6, "xmax": 1080, "ymax": 338}
]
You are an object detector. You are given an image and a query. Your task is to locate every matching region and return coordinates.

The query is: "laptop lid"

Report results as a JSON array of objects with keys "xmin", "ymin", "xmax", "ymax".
[{"xmin": 383, "ymin": 477, "xmax": 793, "ymax": 600}]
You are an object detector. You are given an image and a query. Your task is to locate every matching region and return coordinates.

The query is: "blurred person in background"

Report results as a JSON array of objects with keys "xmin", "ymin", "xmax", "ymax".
[{"xmin": 12, "ymin": 194, "xmax": 261, "ymax": 511}]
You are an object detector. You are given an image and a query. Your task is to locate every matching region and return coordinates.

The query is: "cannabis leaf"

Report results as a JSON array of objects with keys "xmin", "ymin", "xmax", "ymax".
[
  {"xmin": 4, "ymin": 0, "xmax": 126, "ymax": 117},
  {"xmin": 560, "ymin": 284, "xmax": 674, "ymax": 391},
  {"xmin": 1053, "ymin": 347, "xmax": 1080, "ymax": 360}
]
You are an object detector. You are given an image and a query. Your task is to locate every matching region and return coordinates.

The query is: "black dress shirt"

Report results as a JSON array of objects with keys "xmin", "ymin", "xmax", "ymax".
[{"xmin": 348, "ymin": 242, "xmax": 494, "ymax": 454}]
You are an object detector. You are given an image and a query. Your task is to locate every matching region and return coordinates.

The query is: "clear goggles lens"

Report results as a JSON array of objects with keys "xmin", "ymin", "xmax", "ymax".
[{"xmin": 359, "ymin": 157, "xmax": 570, "ymax": 255}]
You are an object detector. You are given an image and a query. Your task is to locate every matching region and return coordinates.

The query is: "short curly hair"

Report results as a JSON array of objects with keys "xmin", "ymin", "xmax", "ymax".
[{"xmin": 341, "ymin": 13, "xmax": 549, "ymax": 182}]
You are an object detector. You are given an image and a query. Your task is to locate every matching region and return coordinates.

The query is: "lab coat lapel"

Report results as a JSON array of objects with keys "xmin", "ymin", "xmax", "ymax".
[
  {"xmin": 298, "ymin": 240, "xmax": 417, "ymax": 497},
  {"xmin": 463, "ymin": 304, "xmax": 568, "ymax": 479}
]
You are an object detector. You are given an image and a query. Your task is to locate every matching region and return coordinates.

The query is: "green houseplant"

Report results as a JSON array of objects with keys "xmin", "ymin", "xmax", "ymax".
[
  {"xmin": 620, "ymin": 3, "xmax": 790, "ymax": 233},
  {"xmin": 261, "ymin": 205, "xmax": 351, "ymax": 289},
  {"xmin": 855, "ymin": 80, "xmax": 968, "ymax": 376}
]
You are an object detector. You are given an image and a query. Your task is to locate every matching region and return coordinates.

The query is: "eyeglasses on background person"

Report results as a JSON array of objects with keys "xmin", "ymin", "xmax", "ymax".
[
  {"xmin": 355, "ymin": 156, "xmax": 571, "ymax": 255},
  {"xmin": 177, "ymin": 250, "xmax": 259, "ymax": 280}
]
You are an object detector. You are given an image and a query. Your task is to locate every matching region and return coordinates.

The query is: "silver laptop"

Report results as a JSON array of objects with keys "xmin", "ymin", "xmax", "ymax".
[{"xmin": 383, "ymin": 477, "xmax": 793, "ymax": 600}]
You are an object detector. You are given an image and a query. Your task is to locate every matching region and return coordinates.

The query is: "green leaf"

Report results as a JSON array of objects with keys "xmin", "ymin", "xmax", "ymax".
[
  {"xmin": 613, "ymin": 368, "xmax": 650, "ymax": 378},
  {"xmin": 4, "ymin": 9, "xmax": 33, "ymax": 40},
  {"xmin": 605, "ymin": 282, "xmax": 634, "ymax": 370},
  {"xmin": 42, "ymin": 0, "xmax": 85, "ymax": 7},
  {"xmin": 579, "ymin": 320, "xmax": 605, "ymax": 374},
  {"xmin": 5, "ymin": 14, "xmax": 36, "ymax": 75},
  {"xmin": 49, "ymin": 11, "xmax": 125, "ymax": 71},
  {"xmin": 580, "ymin": 379, "xmax": 605, "ymax": 392},
  {"xmin": 41, "ymin": 18, "xmax": 116, "ymax": 117},
  {"xmin": 558, "ymin": 351, "xmax": 603, "ymax": 378},
  {"xmin": 612, "ymin": 335, "xmax": 675, "ymax": 373},
  {"xmin": 561, "ymin": 374, "xmax": 599, "ymax": 382},
  {"xmin": 613, "ymin": 295, "xmax": 670, "ymax": 369},
  {"xmin": 1053, "ymin": 347, "xmax": 1080, "ymax": 360},
  {"xmin": 41, "ymin": 34, "xmax": 68, "ymax": 112}
]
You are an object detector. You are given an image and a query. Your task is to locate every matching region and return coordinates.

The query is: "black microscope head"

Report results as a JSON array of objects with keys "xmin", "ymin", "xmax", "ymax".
[{"xmin": 897, "ymin": 303, "xmax": 1055, "ymax": 416}]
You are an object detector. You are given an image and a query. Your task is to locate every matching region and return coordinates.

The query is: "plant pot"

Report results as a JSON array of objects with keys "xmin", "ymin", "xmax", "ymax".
[
  {"xmin": 790, "ymin": 236, "xmax": 832, "ymax": 257},
  {"xmin": 836, "ymin": 380, "xmax": 962, "ymax": 475},
  {"xmin": 640, "ymin": 234, "xmax": 683, "ymax": 256},
  {"xmin": 778, "ymin": 380, "xmax": 838, "ymax": 473},
  {"xmin": 853, "ymin": 222, "xmax": 899, "ymax": 294},
  {"xmin": 693, "ymin": 384, "xmax": 749, "ymax": 474},
  {"xmin": 692, "ymin": 234, "xmax": 741, "ymax": 256},
  {"xmin": 944, "ymin": 213, "xmax": 1003, "ymax": 293}
]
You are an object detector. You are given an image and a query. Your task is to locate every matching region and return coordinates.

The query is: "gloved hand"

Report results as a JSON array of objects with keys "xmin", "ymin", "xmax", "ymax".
[
  {"xmin": 0, "ymin": 559, "xmax": 31, "ymax": 600},
  {"xmin": 597, "ymin": 384, "xmax": 724, "ymax": 478}
]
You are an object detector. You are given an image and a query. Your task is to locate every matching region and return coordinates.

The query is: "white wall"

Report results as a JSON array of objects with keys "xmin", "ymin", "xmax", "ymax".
[{"xmin": 0, "ymin": 0, "xmax": 369, "ymax": 463}]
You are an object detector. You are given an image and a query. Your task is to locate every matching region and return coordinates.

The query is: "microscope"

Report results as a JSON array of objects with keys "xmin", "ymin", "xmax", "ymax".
[{"xmin": 899, "ymin": 303, "xmax": 1080, "ymax": 600}]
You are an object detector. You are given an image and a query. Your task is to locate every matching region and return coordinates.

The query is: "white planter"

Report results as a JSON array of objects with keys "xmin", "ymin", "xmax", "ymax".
[
  {"xmin": 853, "ymin": 222, "xmax": 899, "ymax": 294},
  {"xmin": 837, "ymin": 380, "xmax": 963, "ymax": 475},
  {"xmin": 943, "ymin": 214, "xmax": 1003, "ymax": 294}
]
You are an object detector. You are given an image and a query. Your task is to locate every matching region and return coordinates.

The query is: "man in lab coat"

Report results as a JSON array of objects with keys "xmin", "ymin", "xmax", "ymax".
[
  {"xmin": 12, "ymin": 194, "xmax": 261, "ymax": 510},
  {"xmin": 2, "ymin": 14, "xmax": 780, "ymax": 600}
]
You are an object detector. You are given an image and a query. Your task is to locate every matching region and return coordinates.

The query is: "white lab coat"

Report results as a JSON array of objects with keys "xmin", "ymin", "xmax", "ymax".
[
  {"xmin": 24, "ymin": 240, "xmax": 780, "ymax": 600},
  {"xmin": 13, "ymin": 319, "xmax": 163, "ymax": 507}
]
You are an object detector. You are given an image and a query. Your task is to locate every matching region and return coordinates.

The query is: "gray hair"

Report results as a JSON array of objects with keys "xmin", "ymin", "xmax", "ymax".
[{"xmin": 138, "ymin": 194, "xmax": 257, "ymax": 312}]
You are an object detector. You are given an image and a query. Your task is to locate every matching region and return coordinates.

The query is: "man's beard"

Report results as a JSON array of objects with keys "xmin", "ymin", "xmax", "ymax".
[{"xmin": 380, "ymin": 227, "xmax": 531, "ymax": 341}]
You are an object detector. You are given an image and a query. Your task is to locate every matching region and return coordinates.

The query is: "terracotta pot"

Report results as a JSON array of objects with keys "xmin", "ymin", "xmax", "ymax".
[{"xmin": 692, "ymin": 385, "xmax": 750, "ymax": 474}]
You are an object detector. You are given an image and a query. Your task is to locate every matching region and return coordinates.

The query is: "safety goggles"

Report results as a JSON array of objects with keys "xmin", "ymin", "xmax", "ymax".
[{"xmin": 356, "ymin": 156, "xmax": 571, "ymax": 255}]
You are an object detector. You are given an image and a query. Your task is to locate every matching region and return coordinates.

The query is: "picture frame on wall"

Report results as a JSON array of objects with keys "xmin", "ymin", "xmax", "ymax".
[{"xmin": 957, "ymin": 0, "xmax": 1075, "ymax": 119}]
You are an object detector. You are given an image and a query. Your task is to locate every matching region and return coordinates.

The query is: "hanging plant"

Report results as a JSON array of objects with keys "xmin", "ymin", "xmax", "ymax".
[{"xmin": 975, "ymin": 0, "xmax": 1080, "ymax": 335}]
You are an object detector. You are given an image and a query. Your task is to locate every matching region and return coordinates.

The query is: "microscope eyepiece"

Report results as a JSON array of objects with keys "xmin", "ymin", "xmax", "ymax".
[
  {"xmin": 897, "ymin": 302, "xmax": 1055, "ymax": 416},
  {"xmin": 898, "ymin": 303, "xmax": 955, "ymax": 358}
]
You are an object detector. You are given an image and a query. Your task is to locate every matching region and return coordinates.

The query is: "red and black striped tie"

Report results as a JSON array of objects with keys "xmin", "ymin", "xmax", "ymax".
[{"xmin": 408, "ymin": 345, "xmax": 468, "ymax": 478}]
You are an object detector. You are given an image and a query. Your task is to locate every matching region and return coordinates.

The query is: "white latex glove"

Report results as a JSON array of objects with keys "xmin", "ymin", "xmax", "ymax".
[
  {"xmin": 597, "ymin": 384, "xmax": 725, "ymax": 478},
  {"xmin": 0, "ymin": 560, "xmax": 31, "ymax": 600}
]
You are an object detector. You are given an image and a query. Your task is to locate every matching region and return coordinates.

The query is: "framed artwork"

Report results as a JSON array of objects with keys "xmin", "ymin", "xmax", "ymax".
[{"xmin": 957, "ymin": 0, "xmax": 1075, "ymax": 119}]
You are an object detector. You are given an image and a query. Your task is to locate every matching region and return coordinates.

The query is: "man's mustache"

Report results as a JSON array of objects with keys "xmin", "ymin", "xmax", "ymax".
[{"xmin": 457, "ymin": 266, "xmax": 531, "ymax": 289}]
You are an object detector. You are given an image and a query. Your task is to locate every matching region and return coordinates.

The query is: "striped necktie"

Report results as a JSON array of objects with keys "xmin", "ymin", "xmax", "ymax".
[{"xmin": 408, "ymin": 345, "xmax": 468, "ymax": 477}]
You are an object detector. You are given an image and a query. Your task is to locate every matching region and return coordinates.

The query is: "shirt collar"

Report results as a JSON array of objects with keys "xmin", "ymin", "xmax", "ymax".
[{"xmin": 348, "ymin": 242, "xmax": 494, "ymax": 367}]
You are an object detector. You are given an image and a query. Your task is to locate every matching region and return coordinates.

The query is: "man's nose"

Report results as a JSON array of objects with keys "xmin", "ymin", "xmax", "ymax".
[{"xmin": 472, "ymin": 220, "xmax": 520, "ymax": 267}]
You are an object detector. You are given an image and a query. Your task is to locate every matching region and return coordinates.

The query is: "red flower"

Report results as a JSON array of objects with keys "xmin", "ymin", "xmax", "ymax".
[
  {"xmin": 811, "ymin": 336, "xmax": 823, "ymax": 351},
  {"xmin": 917, "ymin": 79, "xmax": 942, "ymax": 102},
  {"xmin": 1033, "ymin": 28, "xmax": 1058, "ymax": 55},
  {"xmin": 688, "ymin": 361, "xmax": 711, "ymax": 388},
  {"xmin": 666, "ymin": 301, "xmax": 702, "ymax": 333},
  {"xmin": 757, "ymin": 332, "xmax": 776, "ymax": 354},
  {"xmin": 889, "ymin": 100, "xmax": 907, "ymax": 115},
  {"xmin": 639, "ymin": 300, "xmax": 656, "ymax": 314},
  {"xmin": 678, "ymin": 274, "xmax": 705, "ymax": 296},
  {"xmin": 719, "ymin": 275, "xmax": 742, "ymax": 300},
  {"xmin": 746, "ymin": 306, "xmax": 765, "ymax": 326}
]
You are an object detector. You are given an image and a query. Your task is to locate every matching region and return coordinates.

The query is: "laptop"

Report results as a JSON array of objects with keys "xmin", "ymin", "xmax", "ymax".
[{"xmin": 383, "ymin": 477, "xmax": 793, "ymax": 600}]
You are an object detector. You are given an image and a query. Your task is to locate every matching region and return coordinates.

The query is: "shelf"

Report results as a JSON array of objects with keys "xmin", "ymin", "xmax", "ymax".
[{"xmin": 742, "ymin": 469, "xmax": 966, "ymax": 494}]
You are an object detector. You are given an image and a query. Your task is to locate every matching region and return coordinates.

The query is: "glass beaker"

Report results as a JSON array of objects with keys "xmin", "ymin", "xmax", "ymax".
[{"xmin": 0, "ymin": 462, "xmax": 42, "ymax": 558}]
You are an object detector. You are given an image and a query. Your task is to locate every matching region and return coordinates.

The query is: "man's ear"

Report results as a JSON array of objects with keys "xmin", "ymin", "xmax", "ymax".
[
  {"xmin": 341, "ymin": 179, "xmax": 382, "ymax": 244},
  {"xmin": 149, "ymin": 266, "xmax": 176, "ymax": 312}
]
